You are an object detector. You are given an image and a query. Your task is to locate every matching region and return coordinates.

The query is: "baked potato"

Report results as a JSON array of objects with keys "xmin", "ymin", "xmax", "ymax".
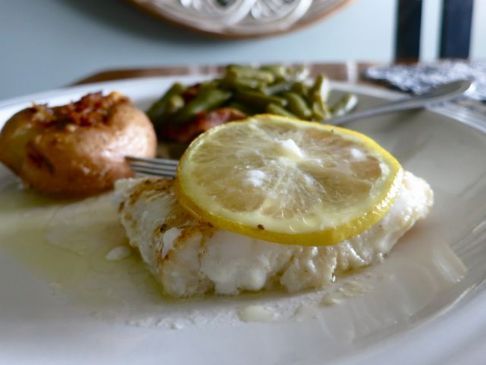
[{"xmin": 0, "ymin": 92, "xmax": 156, "ymax": 197}]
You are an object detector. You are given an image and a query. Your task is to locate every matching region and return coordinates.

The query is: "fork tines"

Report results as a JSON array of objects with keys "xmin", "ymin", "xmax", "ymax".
[{"xmin": 126, "ymin": 156, "xmax": 178, "ymax": 178}]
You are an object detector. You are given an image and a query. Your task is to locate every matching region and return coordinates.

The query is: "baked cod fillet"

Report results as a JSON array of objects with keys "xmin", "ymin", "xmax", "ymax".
[{"xmin": 115, "ymin": 172, "xmax": 433, "ymax": 297}]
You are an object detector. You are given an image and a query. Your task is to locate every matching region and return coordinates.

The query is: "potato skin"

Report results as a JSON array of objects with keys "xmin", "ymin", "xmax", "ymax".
[{"xmin": 0, "ymin": 92, "xmax": 156, "ymax": 197}]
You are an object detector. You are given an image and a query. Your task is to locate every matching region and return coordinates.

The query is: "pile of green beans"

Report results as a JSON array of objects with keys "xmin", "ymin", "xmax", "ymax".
[{"xmin": 147, "ymin": 65, "xmax": 358, "ymax": 131}]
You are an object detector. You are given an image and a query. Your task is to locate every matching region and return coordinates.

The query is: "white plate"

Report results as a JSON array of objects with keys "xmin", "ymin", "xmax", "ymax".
[{"xmin": 0, "ymin": 77, "xmax": 485, "ymax": 365}]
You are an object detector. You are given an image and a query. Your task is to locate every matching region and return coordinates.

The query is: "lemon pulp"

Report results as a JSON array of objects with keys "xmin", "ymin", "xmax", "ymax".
[{"xmin": 176, "ymin": 115, "xmax": 402, "ymax": 245}]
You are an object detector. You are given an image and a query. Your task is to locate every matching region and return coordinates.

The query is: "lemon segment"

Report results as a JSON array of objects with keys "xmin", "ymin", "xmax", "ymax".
[{"xmin": 175, "ymin": 115, "xmax": 403, "ymax": 246}]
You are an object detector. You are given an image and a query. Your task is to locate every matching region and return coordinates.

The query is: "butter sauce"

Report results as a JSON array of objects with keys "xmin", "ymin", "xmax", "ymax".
[{"xmin": 0, "ymin": 172, "xmax": 467, "ymax": 333}]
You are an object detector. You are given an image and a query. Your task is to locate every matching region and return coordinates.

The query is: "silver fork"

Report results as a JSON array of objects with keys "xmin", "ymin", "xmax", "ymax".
[{"xmin": 126, "ymin": 156, "xmax": 178, "ymax": 178}]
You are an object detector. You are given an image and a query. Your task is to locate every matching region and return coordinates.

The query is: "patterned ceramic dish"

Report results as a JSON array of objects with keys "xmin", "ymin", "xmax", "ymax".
[{"xmin": 127, "ymin": 0, "xmax": 352, "ymax": 38}]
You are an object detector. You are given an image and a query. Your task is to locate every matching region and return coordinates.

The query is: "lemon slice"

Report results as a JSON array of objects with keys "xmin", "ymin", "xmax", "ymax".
[{"xmin": 176, "ymin": 115, "xmax": 402, "ymax": 245}]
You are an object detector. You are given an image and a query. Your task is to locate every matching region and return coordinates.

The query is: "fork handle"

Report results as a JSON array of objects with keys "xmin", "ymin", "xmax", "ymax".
[{"xmin": 329, "ymin": 79, "xmax": 472, "ymax": 125}]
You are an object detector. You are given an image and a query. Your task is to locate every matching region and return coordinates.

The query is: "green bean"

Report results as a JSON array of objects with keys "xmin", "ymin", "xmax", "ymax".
[
  {"xmin": 309, "ymin": 75, "xmax": 330, "ymax": 103},
  {"xmin": 147, "ymin": 66, "xmax": 358, "ymax": 136},
  {"xmin": 234, "ymin": 90, "xmax": 287, "ymax": 109},
  {"xmin": 260, "ymin": 65, "xmax": 288, "ymax": 79},
  {"xmin": 311, "ymin": 103, "xmax": 323, "ymax": 120},
  {"xmin": 311, "ymin": 101, "xmax": 331, "ymax": 121},
  {"xmin": 266, "ymin": 103, "xmax": 297, "ymax": 118},
  {"xmin": 330, "ymin": 94, "xmax": 358, "ymax": 117},
  {"xmin": 264, "ymin": 81, "xmax": 294, "ymax": 95},
  {"xmin": 226, "ymin": 66, "xmax": 275, "ymax": 84},
  {"xmin": 166, "ymin": 95, "xmax": 184, "ymax": 114},
  {"xmin": 147, "ymin": 83, "xmax": 185, "ymax": 121},
  {"xmin": 309, "ymin": 75, "xmax": 332, "ymax": 121},
  {"xmin": 172, "ymin": 88, "xmax": 232, "ymax": 124},
  {"xmin": 226, "ymin": 102, "xmax": 254, "ymax": 115},
  {"xmin": 283, "ymin": 92, "xmax": 312, "ymax": 119},
  {"xmin": 221, "ymin": 77, "xmax": 265, "ymax": 92},
  {"xmin": 198, "ymin": 80, "xmax": 219, "ymax": 91},
  {"xmin": 290, "ymin": 81, "xmax": 309, "ymax": 97}
]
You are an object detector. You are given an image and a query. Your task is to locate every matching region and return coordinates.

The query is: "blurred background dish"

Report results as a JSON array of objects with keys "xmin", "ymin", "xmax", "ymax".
[{"xmin": 127, "ymin": 0, "xmax": 352, "ymax": 38}]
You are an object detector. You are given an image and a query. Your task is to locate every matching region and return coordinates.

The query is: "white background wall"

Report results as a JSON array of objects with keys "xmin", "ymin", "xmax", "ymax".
[
  {"xmin": 0, "ymin": 0, "xmax": 484, "ymax": 99},
  {"xmin": 471, "ymin": 0, "xmax": 486, "ymax": 59},
  {"xmin": 421, "ymin": 0, "xmax": 485, "ymax": 60}
]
